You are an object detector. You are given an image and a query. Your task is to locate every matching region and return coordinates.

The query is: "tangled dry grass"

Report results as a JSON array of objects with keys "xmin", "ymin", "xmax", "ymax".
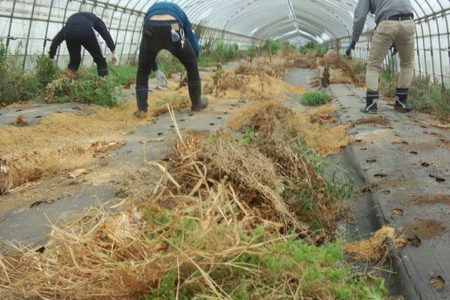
[
  {"xmin": 229, "ymin": 101, "xmax": 349, "ymax": 156},
  {"xmin": 315, "ymin": 50, "xmax": 366, "ymax": 87},
  {"xmin": 0, "ymin": 101, "xmax": 150, "ymax": 194},
  {"xmin": 344, "ymin": 226, "xmax": 406, "ymax": 263}
]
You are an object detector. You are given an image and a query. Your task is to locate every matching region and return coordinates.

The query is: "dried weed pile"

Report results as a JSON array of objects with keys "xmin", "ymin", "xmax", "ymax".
[
  {"xmin": 235, "ymin": 56, "xmax": 287, "ymax": 78},
  {"xmin": 315, "ymin": 51, "xmax": 366, "ymax": 87},
  {"xmin": 0, "ymin": 101, "xmax": 147, "ymax": 193},
  {"xmin": 345, "ymin": 226, "xmax": 406, "ymax": 263},
  {"xmin": 203, "ymin": 55, "xmax": 306, "ymax": 102},
  {"xmin": 229, "ymin": 101, "xmax": 349, "ymax": 156},
  {"xmin": 0, "ymin": 83, "xmax": 194, "ymax": 194}
]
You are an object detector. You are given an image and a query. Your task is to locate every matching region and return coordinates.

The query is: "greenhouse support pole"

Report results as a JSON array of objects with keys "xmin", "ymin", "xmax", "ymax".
[
  {"xmin": 5, "ymin": 0, "xmax": 18, "ymax": 55},
  {"xmin": 23, "ymin": 0, "xmax": 38, "ymax": 68},
  {"xmin": 43, "ymin": 0, "xmax": 57, "ymax": 55}
]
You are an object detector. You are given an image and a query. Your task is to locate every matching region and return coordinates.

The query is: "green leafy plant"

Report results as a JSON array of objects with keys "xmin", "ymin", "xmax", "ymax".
[
  {"xmin": 263, "ymin": 39, "xmax": 282, "ymax": 55},
  {"xmin": 34, "ymin": 55, "xmax": 58, "ymax": 88},
  {"xmin": 240, "ymin": 126, "xmax": 257, "ymax": 144},
  {"xmin": 301, "ymin": 90, "xmax": 332, "ymax": 106}
]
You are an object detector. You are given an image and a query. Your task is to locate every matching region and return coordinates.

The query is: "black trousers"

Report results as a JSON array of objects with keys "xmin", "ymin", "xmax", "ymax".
[
  {"xmin": 136, "ymin": 20, "xmax": 200, "ymax": 111},
  {"xmin": 65, "ymin": 25, "xmax": 108, "ymax": 76}
]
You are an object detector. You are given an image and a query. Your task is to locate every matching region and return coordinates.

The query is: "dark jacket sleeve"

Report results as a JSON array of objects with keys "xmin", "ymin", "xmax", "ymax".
[
  {"xmin": 351, "ymin": 0, "xmax": 369, "ymax": 43},
  {"xmin": 49, "ymin": 28, "xmax": 66, "ymax": 59},
  {"xmin": 93, "ymin": 17, "xmax": 116, "ymax": 51}
]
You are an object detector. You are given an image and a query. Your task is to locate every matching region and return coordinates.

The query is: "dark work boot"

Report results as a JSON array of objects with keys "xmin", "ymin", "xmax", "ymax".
[
  {"xmin": 97, "ymin": 66, "xmax": 109, "ymax": 77},
  {"xmin": 394, "ymin": 88, "xmax": 415, "ymax": 112},
  {"xmin": 361, "ymin": 90, "xmax": 378, "ymax": 113},
  {"xmin": 188, "ymin": 81, "xmax": 208, "ymax": 111},
  {"xmin": 135, "ymin": 87, "xmax": 149, "ymax": 113}
]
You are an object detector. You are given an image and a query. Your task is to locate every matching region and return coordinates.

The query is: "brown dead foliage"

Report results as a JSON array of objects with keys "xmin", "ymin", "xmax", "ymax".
[
  {"xmin": 0, "ymin": 147, "xmax": 297, "ymax": 299},
  {"xmin": 316, "ymin": 51, "xmax": 366, "ymax": 86},
  {"xmin": 234, "ymin": 60, "xmax": 285, "ymax": 78},
  {"xmin": 204, "ymin": 61, "xmax": 306, "ymax": 102},
  {"xmin": 229, "ymin": 101, "xmax": 349, "ymax": 156},
  {"xmin": 345, "ymin": 226, "xmax": 406, "ymax": 263},
  {"xmin": 228, "ymin": 101, "xmax": 294, "ymax": 133},
  {"xmin": 0, "ymin": 158, "xmax": 11, "ymax": 195},
  {"xmin": 0, "ymin": 101, "xmax": 147, "ymax": 191},
  {"xmin": 9, "ymin": 115, "xmax": 28, "ymax": 127},
  {"xmin": 91, "ymin": 141, "xmax": 124, "ymax": 154},
  {"xmin": 172, "ymin": 105, "xmax": 345, "ymax": 232}
]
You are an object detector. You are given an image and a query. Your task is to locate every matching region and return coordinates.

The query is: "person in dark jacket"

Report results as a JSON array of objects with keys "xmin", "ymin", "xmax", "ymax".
[
  {"xmin": 135, "ymin": 1, "xmax": 207, "ymax": 116},
  {"xmin": 49, "ymin": 12, "xmax": 117, "ymax": 77},
  {"xmin": 346, "ymin": 0, "xmax": 415, "ymax": 113}
]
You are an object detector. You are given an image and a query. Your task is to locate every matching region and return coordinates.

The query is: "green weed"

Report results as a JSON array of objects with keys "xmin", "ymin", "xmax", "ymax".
[
  {"xmin": 144, "ymin": 234, "xmax": 387, "ymax": 300},
  {"xmin": 263, "ymin": 39, "xmax": 282, "ymax": 55},
  {"xmin": 211, "ymin": 40, "xmax": 240, "ymax": 62},
  {"xmin": 34, "ymin": 55, "xmax": 58, "ymax": 88},
  {"xmin": 108, "ymin": 64, "xmax": 137, "ymax": 86},
  {"xmin": 44, "ymin": 71, "xmax": 120, "ymax": 107},
  {"xmin": 380, "ymin": 72, "xmax": 450, "ymax": 117},
  {"xmin": 0, "ymin": 53, "xmax": 40, "ymax": 104},
  {"xmin": 304, "ymin": 149, "xmax": 353, "ymax": 201},
  {"xmin": 240, "ymin": 126, "xmax": 257, "ymax": 144},
  {"xmin": 300, "ymin": 41, "xmax": 328, "ymax": 56},
  {"xmin": 301, "ymin": 90, "xmax": 332, "ymax": 106}
]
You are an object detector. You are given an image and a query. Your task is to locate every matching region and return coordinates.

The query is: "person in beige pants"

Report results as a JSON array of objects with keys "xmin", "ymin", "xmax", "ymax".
[{"xmin": 346, "ymin": 0, "xmax": 416, "ymax": 113}]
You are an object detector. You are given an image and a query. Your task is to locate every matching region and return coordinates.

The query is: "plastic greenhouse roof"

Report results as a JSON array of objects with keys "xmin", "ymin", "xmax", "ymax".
[{"xmin": 102, "ymin": 0, "xmax": 450, "ymax": 43}]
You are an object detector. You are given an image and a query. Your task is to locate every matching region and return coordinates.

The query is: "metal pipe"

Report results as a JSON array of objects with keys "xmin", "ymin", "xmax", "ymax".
[
  {"xmin": 5, "ymin": 0, "xmax": 18, "ymax": 54},
  {"xmin": 42, "ymin": 0, "xmax": 56, "ymax": 55},
  {"xmin": 22, "ymin": 0, "xmax": 38, "ymax": 68}
]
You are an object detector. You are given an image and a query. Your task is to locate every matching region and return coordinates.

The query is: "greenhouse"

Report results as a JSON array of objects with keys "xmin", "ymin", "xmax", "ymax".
[{"xmin": 0, "ymin": 0, "xmax": 449, "ymax": 299}]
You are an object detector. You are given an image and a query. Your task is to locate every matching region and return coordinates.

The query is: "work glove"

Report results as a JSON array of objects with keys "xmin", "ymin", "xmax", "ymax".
[
  {"xmin": 181, "ymin": 71, "xmax": 188, "ymax": 84},
  {"xmin": 111, "ymin": 51, "xmax": 118, "ymax": 65},
  {"xmin": 155, "ymin": 69, "xmax": 168, "ymax": 87},
  {"xmin": 345, "ymin": 41, "xmax": 356, "ymax": 56},
  {"xmin": 390, "ymin": 44, "xmax": 398, "ymax": 56}
]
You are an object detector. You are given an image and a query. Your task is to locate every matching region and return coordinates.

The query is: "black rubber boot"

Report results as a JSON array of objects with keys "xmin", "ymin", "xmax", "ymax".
[
  {"xmin": 361, "ymin": 90, "xmax": 379, "ymax": 113},
  {"xmin": 97, "ymin": 66, "xmax": 109, "ymax": 77},
  {"xmin": 394, "ymin": 88, "xmax": 415, "ymax": 112},
  {"xmin": 135, "ymin": 87, "xmax": 149, "ymax": 113},
  {"xmin": 188, "ymin": 81, "xmax": 208, "ymax": 111}
]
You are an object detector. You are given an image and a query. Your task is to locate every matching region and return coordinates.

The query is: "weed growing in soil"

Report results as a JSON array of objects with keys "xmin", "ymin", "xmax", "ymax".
[
  {"xmin": 301, "ymin": 90, "xmax": 332, "ymax": 106},
  {"xmin": 34, "ymin": 55, "xmax": 58, "ymax": 88},
  {"xmin": 44, "ymin": 71, "xmax": 120, "ymax": 107},
  {"xmin": 0, "ymin": 43, "xmax": 40, "ymax": 104}
]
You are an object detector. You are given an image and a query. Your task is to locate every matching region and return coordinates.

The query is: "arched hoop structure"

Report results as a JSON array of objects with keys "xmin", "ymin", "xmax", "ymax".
[{"xmin": 0, "ymin": 0, "xmax": 449, "ymax": 84}]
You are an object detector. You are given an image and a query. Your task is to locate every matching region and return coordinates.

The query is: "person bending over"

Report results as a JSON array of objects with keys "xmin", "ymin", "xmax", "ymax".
[
  {"xmin": 135, "ymin": 1, "xmax": 207, "ymax": 115},
  {"xmin": 49, "ymin": 12, "xmax": 117, "ymax": 77}
]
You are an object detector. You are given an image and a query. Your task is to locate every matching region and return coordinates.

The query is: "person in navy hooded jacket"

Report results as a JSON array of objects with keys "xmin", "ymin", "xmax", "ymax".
[
  {"xmin": 49, "ymin": 12, "xmax": 117, "ymax": 77},
  {"xmin": 135, "ymin": 2, "xmax": 207, "ymax": 116}
]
